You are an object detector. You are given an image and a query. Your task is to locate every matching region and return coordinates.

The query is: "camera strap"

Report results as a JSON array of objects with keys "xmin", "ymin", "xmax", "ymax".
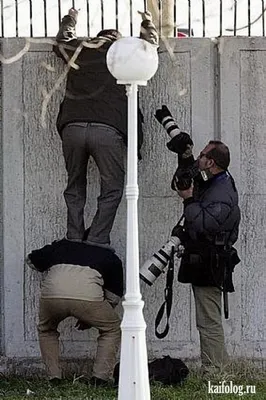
[{"xmin": 155, "ymin": 246, "xmax": 175, "ymax": 339}]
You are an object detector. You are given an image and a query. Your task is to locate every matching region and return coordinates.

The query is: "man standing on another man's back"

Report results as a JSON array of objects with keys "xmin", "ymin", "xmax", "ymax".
[{"xmin": 53, "ymin": 8, "xmax": 158, "ymax": 249}]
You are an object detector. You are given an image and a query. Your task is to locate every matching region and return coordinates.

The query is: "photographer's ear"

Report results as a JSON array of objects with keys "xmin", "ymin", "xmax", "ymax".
[{"xmin": 206, "ymin": 157, "xmax": 215, "ymax": 169}]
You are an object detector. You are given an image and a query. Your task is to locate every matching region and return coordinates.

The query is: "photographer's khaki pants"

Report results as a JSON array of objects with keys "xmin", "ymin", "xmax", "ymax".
[
  {"xmin": 192, "ymin": 286, "xmax": 229, "ymax": 370},
  {"xmin": 38, "ymin": 298, "xmax": 121, "ymax": 380}
]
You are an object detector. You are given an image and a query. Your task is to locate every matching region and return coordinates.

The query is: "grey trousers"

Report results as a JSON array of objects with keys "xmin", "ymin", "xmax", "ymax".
[
  {"xmin": 192, "ymin": 285, "xmax": 229, "ymax": 369},
  {"xmin": 62, "ymin": 122, "xmax": 126, "ymax": 243},
  {"xmin": 38, "ymin": 298, "xmax": 121, "ymax": 381}
]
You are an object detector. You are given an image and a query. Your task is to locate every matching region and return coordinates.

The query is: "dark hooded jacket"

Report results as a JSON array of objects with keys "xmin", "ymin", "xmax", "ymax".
[
  {"xmin": 53, "ymin": 14, "xmax": 158, "ymax": 158},
  {"xmin": 178, "ymin": 171, "xmax": 241, "ymax": 286}
]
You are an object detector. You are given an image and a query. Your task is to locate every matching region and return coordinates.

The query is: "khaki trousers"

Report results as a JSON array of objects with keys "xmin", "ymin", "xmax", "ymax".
[
  {"xmin": 192, "ymin": 286, "xmax": 229, "ymax": 369},
  {"xmin": 38, "ymin": 298, "xmax": 121, "ymax": 380}
]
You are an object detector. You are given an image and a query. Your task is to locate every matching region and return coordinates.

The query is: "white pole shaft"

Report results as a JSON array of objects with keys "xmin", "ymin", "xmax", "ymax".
[
  {"xmin": 118, "ymin": 83, "xmax": 150, "ymax": 400},
  {"xmin": 125, "ymin": 83, "xmax": 140, "ymax": 299}
]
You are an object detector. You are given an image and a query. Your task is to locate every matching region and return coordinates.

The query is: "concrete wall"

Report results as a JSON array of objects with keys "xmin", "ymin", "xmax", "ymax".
[{"xmin": 0, "ymin": 37, "xmax": 265, "ymax": 374}]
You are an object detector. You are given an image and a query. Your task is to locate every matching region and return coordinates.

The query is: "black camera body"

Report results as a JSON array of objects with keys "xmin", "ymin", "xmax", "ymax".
[{"xmin": 170, "ymin": 154, "xmax": 199, "ymax": 191}]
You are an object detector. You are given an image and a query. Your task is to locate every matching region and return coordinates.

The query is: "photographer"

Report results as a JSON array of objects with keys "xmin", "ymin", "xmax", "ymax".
[
  {"xmin": 27, "ymin": 240, "xmax": 123, "ymax": 386},
  {"xmin": 53, "ymin": 8, "xmax": 158, "ymax": 248},
  {"xmin": 155, "ymin": 107, "xmax": 241, "ymax": 372}
]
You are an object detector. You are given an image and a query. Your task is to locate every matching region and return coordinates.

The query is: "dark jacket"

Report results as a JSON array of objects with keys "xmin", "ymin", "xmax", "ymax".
[
  {"xmin": 53, "ymin": 15, "xmax": 158, "ymax": 157},
  {"xmin": 178, "ymin": 171, "xmax": 241, "ymax": 286},
  {"xmin": 28, "ymin": 239, "xmax": 123, "ymax": 298}
]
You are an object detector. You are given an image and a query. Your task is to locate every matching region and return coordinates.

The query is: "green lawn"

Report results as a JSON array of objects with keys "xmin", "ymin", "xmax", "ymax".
[{"xmin": 0, "ymin": 367, "xmax": 265, "ymax": 400}]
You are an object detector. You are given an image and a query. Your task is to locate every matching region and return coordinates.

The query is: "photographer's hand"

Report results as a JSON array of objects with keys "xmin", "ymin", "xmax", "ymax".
[
  {"xmin": 167, "ymin": 132, "xmax": 193, "ymax": 154},
  {"xmin": 177, "ymin": 185, "xmax": 193, "ymax": 199},
  {"xmin": 68, "ymin": 8, "xmax": 79, "ymax": 22},
  {"xmin": 138, "ymin": 10, "xmax": 153, "ymax": 21},
  {"xmin": 75, "ymin": 320, "xmax": 92, "ymax": 331}
]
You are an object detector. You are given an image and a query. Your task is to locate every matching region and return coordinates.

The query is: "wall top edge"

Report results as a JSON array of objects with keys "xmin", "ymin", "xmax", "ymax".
[{"xmin": 1, "ymin": 36, "xmax": 265, "ymax": 54}]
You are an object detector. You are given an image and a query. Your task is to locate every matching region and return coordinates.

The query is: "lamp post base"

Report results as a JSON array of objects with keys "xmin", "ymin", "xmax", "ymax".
[{"xmin": 118, "ymin": 299, "xmax": 150, "ymax": 400}]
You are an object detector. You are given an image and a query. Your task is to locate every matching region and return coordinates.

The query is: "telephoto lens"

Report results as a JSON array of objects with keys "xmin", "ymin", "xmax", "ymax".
[{"xmin": 140, "ymin": 236, "xmax": 180, "ymax": 286}]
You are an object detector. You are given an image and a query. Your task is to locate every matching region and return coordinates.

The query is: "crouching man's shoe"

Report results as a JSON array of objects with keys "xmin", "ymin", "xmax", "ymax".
[
  {"xmin": 90, "ymin": 376, "xmax": 116, "ymax": 388},
  {"xmin": 90, "ymin": 376, "xmax": 108, "ymax": 387},
  {"xmin": 48, "ymin": 377, "xmax": 62, "ymax": 386}
]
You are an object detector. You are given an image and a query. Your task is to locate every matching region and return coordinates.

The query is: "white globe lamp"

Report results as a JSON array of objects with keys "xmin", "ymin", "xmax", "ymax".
[{"xmin": 107, "ymin": 37, "xmax": 158, "ymax": 84}]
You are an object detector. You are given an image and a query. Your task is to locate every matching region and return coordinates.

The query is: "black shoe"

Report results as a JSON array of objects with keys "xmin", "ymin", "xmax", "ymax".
[
  {"xmin": 48, "ymin": 377, "xmax": 62, "ymax": 386},
  {"xmin": 75, "ymin": 376, "xmax": 90, "ymax": 385},
  {"xmin": 89, "ymin": 376, "xmax": 109, "ymax": 388},
  {"xmin": 83, "ymin": 228, "xmax": 91, "ymax": 241}
]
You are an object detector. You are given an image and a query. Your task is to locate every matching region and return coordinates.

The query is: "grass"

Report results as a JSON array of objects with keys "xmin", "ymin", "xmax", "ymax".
[{"xmin": 0, "ymin": 364, "xmax": 265, "ymax": 399}]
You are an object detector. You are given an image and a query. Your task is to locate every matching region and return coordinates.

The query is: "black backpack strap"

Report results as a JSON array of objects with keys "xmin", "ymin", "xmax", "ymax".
[{"xmin": 155, "ymin": 246, "xmax": 175, "ymax": 339}]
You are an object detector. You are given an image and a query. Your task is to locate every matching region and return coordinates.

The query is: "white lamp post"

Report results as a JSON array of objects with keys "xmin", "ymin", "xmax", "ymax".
[{"xmin": 107, "ymin": 37, "xmax": 158, "ymax": 400}]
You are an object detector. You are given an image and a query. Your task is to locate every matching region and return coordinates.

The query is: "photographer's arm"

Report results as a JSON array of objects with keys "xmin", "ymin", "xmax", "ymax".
[
  {"xmin": 56, "ymin": 8, "xmax": 78, "ymax": 42},
  {"xmin": 138, "ymin": 10, "xmax": 159, "ymax": 46},
  {"xmin": 53, "ymin": 8, "xmax": 82, "ymax": 61},
  {"xmin": 104, "ymin": 289, "xmax": 120, "ymax": 308}
]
